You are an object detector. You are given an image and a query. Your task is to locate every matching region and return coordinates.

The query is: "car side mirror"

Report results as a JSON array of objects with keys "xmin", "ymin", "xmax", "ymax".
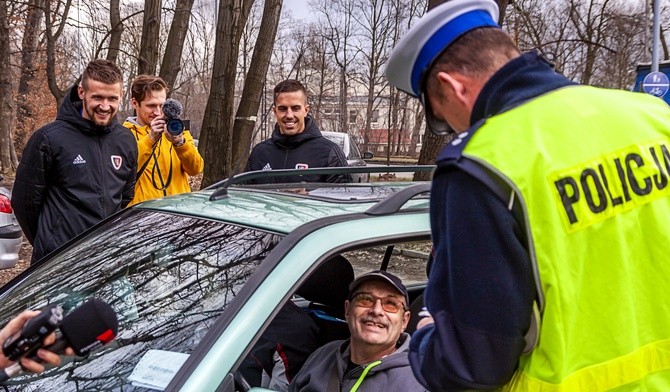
[{"xmin": 363, "ymin": 151, "xmax": 374, "ymax": 160}]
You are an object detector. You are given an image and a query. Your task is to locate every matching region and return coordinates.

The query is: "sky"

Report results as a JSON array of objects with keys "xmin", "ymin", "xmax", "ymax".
[{"xmin": 283, "ymin": 0, "xmax": 312, "ymax": 22}]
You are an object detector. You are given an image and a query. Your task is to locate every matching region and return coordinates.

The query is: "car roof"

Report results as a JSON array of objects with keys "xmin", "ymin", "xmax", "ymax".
[{"xmin": 135, "ymin": 180, "xmax": 430, "ymax": 234}]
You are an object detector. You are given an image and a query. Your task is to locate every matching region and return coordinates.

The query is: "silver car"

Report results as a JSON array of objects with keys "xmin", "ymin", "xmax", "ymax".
[
  {"xmin": 322, "ymin": 131, "xmax": 374, "ymax": 182},
  {"xmin": 0, "ymin": 175, "xmax": 22, "ymax": 269}
]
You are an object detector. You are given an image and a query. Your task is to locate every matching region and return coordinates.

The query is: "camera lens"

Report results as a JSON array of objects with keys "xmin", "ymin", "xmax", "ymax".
[{"xmin": 166, "ymin": 119, "xmax": 184, "ymax": 135}]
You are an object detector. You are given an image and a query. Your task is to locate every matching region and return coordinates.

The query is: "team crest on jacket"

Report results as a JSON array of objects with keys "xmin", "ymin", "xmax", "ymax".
[
  {"xmin": 111, "ymin": 155, "xmax": 123, "ymax": 170},
  {"xmin": 295, "ymin": 163, "xmax": 309, "ymax": 169}
]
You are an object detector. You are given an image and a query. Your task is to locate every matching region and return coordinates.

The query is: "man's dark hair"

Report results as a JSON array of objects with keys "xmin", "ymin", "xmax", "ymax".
[
  {"xmin": 273, "ymin": 79, "xmax": 308, "ymax": 103},
  {"xmin": 81, "ymin": 59, "xmax": 123, "ymax": 89},
  {"xmin": 130, "ymin": 75, "xmax": 169, "ymax": 104},
  {"xmin": 425, "ymin": 27, "xmax": 520, "ymax": 96}
]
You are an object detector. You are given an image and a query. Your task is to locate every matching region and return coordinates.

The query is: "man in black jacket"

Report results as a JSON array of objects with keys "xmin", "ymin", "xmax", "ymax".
[
  {"xmin": 12, "ymin": 59, "xmax": 137, "ymax": 263},
  {"xmin": 245, "ymin": 79, "xmax": 349, "ymax": 184}
]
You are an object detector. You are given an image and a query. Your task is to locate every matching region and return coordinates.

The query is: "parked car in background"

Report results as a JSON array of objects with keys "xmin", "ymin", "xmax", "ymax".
[
  {"xmin": 0, "ymin": 166, "xmax": 434, "ymax": 391},
  {"xmin": 322, "ymin": 131, "xmax": 374, "ymax": 182},
  {"xmin": 0, "ymin": 175, "xmax": 21, "ymax": 269}
]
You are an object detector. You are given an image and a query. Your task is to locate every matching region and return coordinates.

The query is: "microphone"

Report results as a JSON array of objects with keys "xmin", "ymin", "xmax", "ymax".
[
  {"xmin": 162, "ymin": 98, "xmax": 183, "ymax": 120},
  {"xmin": 0, "ymin": 298, "xmax": 118, "ymax": 382},
  {"xmin": 57, "ymin": 298, "xmax": 119, "ymax": 356},
  {"xmin": 162, "ymin": 98, "xmax": 185, "ymax": 135}
]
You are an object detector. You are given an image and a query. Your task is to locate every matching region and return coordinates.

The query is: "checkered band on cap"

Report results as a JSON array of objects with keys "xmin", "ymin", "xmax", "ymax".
[{"xmin": 385, "ymin": 0, "xmax": 500, "ymax": 97}]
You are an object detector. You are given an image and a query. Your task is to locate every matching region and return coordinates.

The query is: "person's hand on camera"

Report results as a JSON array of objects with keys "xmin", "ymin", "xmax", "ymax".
[
  {"xmin": 164, "ymin": 131, "xmax": 185, "ymax": 147},
  {"xmin": 0, "ymin": 311, "xmax": 74, "ymax": 372},
  {"xmin": 148, "ymin": 117, "xmax": 165, "ymax": 143}
]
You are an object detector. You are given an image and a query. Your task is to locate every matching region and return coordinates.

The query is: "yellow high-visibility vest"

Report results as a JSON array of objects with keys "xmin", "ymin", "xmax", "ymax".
[{"xmin": 459, "ymin": 85, "xmax": 670, "ymax": 391}]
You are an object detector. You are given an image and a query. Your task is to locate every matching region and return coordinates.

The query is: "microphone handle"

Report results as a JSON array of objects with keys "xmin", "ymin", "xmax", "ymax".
[
  {"xmin": 27, "ymin": 336, "xmax": 68, "ymax": 362},
  {"xmin": 0, "ymin": 363, "xmax": 23, "ymax": 383},
  {"xmin": 0, "ymin": 337, "xmax": 69, "ymax": 384}
]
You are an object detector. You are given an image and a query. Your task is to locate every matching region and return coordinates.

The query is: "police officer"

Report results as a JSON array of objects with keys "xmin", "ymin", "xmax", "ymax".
[{"xmin": 385, "ymin": 0, "xmax": 670, "ymax": 390}]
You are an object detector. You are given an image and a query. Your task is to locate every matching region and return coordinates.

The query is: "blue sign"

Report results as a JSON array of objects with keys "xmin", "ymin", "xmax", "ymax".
[{"xmin": 642, "ymin": 71, "xmax": 669, "ymax": 97}]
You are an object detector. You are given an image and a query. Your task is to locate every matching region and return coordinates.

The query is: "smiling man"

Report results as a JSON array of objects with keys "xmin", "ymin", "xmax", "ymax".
[
  {"xmin": 123, "ymin": 75, "xmax": 203, "ymax": 205},
  {"xmin": 12, "ymin": 59, "xmax": 137, "ymax": 263},
  {"xmin": 244, "ymin": 79, "xmax": 349, "ymax": 184},
  {"xmin": 289, "ymin": 271, "xmax": 426, "ymax": 392}
]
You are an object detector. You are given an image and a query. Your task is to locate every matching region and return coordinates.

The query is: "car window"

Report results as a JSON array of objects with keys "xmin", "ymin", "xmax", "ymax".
[
  {"xmin": 345, "ymin": 240, "xmax": 430, "ymax": 285},
  {"xmin": 0, "ymin": 209, "xmax": 282, "ymax": 391},
  {"xmin": 322, "ymin": 133, "xmax": 346, "ymax": 152},
  {"xmin": 348, "ymin": 137, "xmax": 362, "ymax": 160}
]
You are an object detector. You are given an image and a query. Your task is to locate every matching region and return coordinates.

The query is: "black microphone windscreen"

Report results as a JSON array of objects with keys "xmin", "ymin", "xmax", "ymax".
[
  {"xmin": 59, "ymin": 298, "xmax": 119, "ymax": 356},
  {"xmin": 162, "ymin": 98, "xmax": 183, "ymax": 119}
]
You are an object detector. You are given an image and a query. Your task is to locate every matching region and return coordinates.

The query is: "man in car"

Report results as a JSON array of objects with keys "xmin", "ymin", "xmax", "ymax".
[
  {"xmin": 289, "ymin": 270, "xmax": 426, "ymax": 391},
  {"xmin": 244, "ymin": 79, "xmax": 350, "ymax": 184},
  {"xmin": 12, "ymin": 59, "xmax": 137, "ymax": 263}
]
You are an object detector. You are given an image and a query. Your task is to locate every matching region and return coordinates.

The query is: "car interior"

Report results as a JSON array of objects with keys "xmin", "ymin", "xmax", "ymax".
[{"xmin": 234, "ymin": 240, "xmax": 430, "ymax": 391}]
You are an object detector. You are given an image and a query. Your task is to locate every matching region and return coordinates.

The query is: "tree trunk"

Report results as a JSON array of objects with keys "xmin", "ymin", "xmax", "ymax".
[
  {"xmin": 231, "ymin": 0, "xmax": 282, "ymax": 171},
  {"xmin": 15, "ymin": 0, "xmax": 43, "ymax": 159},
  {"xmin": 0, "ymin": 0, "xmax": 16, "ymax": 173},
  {"xmin": 44, "ymin": 0, "xmax": 72, "ymax": 106},
  {"xmin": 138, "ymin": 0, "xmax": 162, "ymax": 75},
  {"xmin": 107, "ymin": 0, "xmax": 123, "ymax": 63},
  {"xmin": 199, "ymin": 0, "xmax": 253, "ymax": 187},
  {"xmin": 408, "ymin": 103, "xmax": 423, "ymax": 159},
  {"xmin": 415, "ymin": 131, "xmax": 452, "ymax": 180},
  {"xmin": 159, "ymin": 0, "xmax": 196, "ymax": 91},
  {"xmin": 363, "ymin": 86, "xmax": 374, "ymax": 153}
]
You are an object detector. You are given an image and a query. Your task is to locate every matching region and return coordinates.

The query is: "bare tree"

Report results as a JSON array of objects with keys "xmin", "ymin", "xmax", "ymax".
[
  {"xmin": 568, "ymin": 0, "xmax": 617, "ymax": 85},
  {"xmin": 106, "ymin": 0, "xmax": 123, "ymax": 62},
  {"xmin": 316, "ymin": 0, "xmax": 359, "ymax": 133},
  {"xmin": 14, "ymin": 0, "xmax": 44, "ymax": 161},
  {"xmin": 231, "ymin": 0, "xmax": 283, "ymax": 171},
  {"xmin": 44, "ymin": 0, "xmax": 73, "ymax": 106},
  {"xmin": 199, "ymin": 0, "xmax": 254, "ymax": 187},
  {"xmin": 354, "ymin": 0, "xmax": 396, "ymax": 153},
  {"xmin": 138, "ymin": 0, "xmax": 162, "ymax": 75},
  {"xmin": 159, "ymin": 0, "xmax": 196, "ymax": 91},
  {"xmin": 0, "ymin": 0, "xmax": 14, "ymax": 172}
]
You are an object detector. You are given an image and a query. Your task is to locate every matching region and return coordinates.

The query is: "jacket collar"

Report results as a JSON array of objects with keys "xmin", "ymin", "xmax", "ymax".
[
  {"xmin": 470, "ymin": 50, "xmax": 577, "ymax": 125},
  {"xmin": 271, "ymin": 115, "xmax": 322, "ymax": 148}
]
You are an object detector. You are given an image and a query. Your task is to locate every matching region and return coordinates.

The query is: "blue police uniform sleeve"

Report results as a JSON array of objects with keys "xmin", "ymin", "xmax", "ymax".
[{"xmin": 409, "ymin": 167, "xmax": 536, "ymax": 390}]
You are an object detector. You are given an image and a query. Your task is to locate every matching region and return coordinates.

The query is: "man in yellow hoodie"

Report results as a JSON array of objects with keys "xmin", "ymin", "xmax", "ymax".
[{"xmin": 123, "ymin": 75, "xmax": 204, "ymax": 205}]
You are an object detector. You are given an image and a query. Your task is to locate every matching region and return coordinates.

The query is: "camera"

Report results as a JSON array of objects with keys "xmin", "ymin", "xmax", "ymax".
[{"xmin": 162, "ymin": 98, "xmax": 185, "ymax": 136}]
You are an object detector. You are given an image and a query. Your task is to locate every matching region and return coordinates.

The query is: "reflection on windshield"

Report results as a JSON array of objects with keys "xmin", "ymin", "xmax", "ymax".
[{"xmin": 0, "ymin": 210, "xmax": 281, "ymax": 391}]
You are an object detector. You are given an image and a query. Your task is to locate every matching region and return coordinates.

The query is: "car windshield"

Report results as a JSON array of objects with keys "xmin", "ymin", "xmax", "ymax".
[{"xmin": 0, "ymin": 209, "xmax": 281, "ymax": 391}]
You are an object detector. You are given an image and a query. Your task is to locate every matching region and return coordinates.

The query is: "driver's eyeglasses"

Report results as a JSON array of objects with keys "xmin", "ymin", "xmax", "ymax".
[{"xmin": 351, "ymin": 293, "xmax": 406, "ymax": 313}]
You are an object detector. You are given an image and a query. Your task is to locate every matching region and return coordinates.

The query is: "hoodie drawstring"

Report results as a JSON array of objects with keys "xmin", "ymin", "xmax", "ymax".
[{"xmin": 349, "ymin": 360, "xmax": 382, "ymax": 392}]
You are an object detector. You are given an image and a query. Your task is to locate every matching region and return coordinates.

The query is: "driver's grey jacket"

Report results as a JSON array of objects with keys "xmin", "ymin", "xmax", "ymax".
[{"xmin": 289, "ymin": 333, "xmax": 426, "ymax": 392}]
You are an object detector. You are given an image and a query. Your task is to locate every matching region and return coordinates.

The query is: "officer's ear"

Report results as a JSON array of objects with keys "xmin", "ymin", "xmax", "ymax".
[{"xmin": 437, "ymin": 71, "xmax": 483, "ymax": 108}]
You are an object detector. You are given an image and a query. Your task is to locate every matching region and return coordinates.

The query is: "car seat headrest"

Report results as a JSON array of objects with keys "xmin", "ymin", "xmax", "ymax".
[{"xmin": 296, "ymin": 254, "xmax": 354, "ymax": 309}]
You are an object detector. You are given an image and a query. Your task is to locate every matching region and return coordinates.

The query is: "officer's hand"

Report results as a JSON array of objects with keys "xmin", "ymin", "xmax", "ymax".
[{"xmin": 416, "ymin": 315, "xmax": 434, "ymax": 331}]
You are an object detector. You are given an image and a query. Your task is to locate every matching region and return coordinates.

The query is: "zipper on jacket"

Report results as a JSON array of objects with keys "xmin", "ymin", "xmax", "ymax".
[{"xmin": 97, "ymin": 137, "xmax": 107, "ymax": 216}]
